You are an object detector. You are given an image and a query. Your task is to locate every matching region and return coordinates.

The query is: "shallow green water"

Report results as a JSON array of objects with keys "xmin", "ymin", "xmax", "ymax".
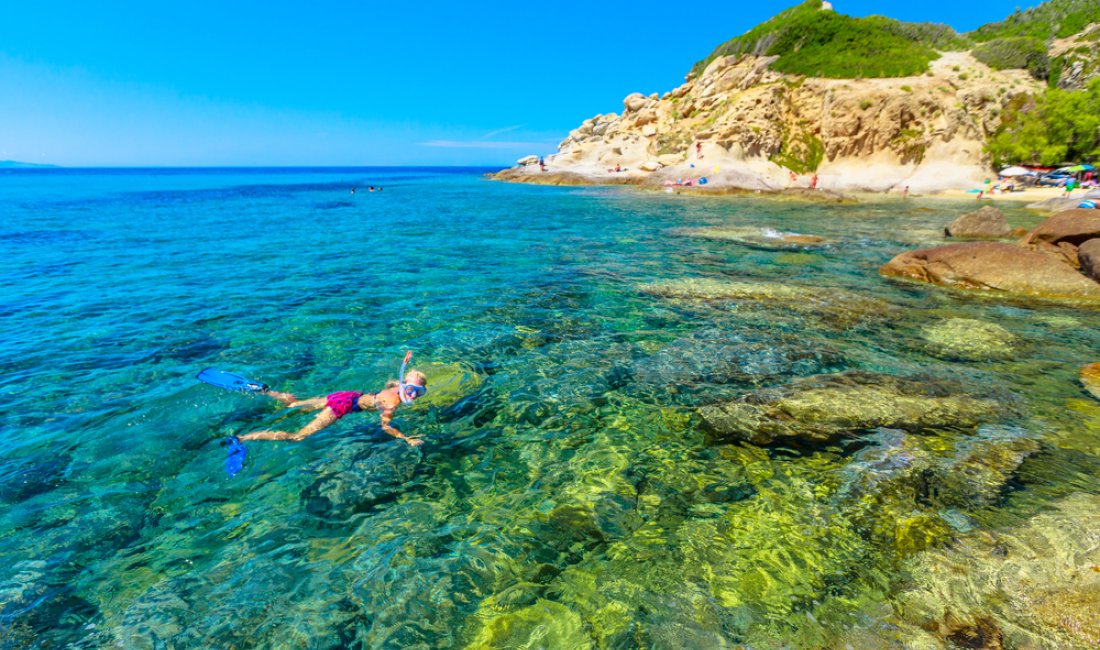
[{"xmin": 1, "ymin": 168, "xmax": 1098, "ymax": 648}]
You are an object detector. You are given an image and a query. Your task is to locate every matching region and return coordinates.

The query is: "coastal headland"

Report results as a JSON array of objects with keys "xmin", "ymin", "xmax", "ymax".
[{"xmin": 492, "ymin": 1, "xmax": 1100, "ymax": 198}]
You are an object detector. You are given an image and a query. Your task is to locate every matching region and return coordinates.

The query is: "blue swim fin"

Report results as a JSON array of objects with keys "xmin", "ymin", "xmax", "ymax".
[
  {"xmin": 198, "ymin": 368, "xmax": 269, "ymax": 393},
  {"xmin": 225, "ymin": 436, "xmax": 247, "ymax": 477}
]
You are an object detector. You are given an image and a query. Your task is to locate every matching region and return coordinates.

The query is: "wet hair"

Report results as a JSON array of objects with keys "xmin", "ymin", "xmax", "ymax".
[{"xmin": 386, "ymin": 369, "xmax": 427, "ymax": 388}]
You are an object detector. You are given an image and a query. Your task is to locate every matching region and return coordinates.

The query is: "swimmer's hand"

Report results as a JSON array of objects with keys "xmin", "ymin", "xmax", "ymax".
[{"xmin": 405, "ymin": 437, "xmax": 424, "ymax": 447}]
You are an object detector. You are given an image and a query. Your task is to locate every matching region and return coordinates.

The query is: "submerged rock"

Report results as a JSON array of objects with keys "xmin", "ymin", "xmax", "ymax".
[
  {"xmin": 462, "ymin": 599, "xmax": 592, "ymax": 649},
  {"xmin": 834, "ymin": 425, "xmax": 1038, "ymax": 557},
  {"xmin": 835, "ymin": 429, "xmax": 932, "ymax": 504},
  {"xmin": 300, "ymin": 442, "xmax": 420, "ymax": 519},
  {"xmin": 633, "ymin": 328, "xmax": 845, "ymax": 389},
  {"xmin": 0, "ymin": 453, "xmax": 70, "ymax": 504},
  {"xmin": 920, "ymin": 318, "xmax": 1017, "ymax": 361},
  {"xmin": 1081, "ymin": 362, "xmax": 1100, "ymax": 401},
  {"xmin": 700, "ymin": 372, "xmax": 1002, "ymax": 445},
  {"xmin": 898, "ymin": 492, "xmax": 1100, "ymax": 649},
  {"xmin": 944, "ymin": 206, "xmax": 1011, "ymax": 239},
  {"xmin": 412, "ymin": 361, "xmax": 482, "ymax": 409},
  {"xmin": 639, "ymin": 278, "xmax": 893, "ymax": 327},
  {"xmin": 880, "ymin": 242, "xmax": 1100, "ymax": 303},
  {"xmin": 670, "ymin": 226, "xmax": 830, "ymax": 250},
  {"xmin": 931, "ymin": 425, "xmax": 1039, "ymax": 509}
]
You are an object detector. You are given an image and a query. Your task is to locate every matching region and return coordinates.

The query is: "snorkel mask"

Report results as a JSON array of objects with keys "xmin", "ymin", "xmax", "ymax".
[{"xmin": 398, "ymin": 350, "xmax": 427, "ymax": 405}]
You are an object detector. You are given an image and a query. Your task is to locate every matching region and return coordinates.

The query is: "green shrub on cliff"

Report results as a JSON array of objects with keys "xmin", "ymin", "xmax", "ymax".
[
  {"xmin": 770, "ymin": 125, "xmax": 825, "ymax": 173},
  {"xmin": 970, "ymin": 0, "xmax": 1100, "ymax": 42},
  {"xmin": 689, "ymin": 1, "xmax": 949, "ymax": 79},
  {"xmin": 768, "ymin": 10, "xmax": 939, "ymax": 78},
  {"xmin": 862, "ymin": 16, "xmax": 970, "ymax": 51},
  {"xmin": 986, "ymin": 77, "xmax": 1100, "ymax": 166},
  {"xmin": 971, "ymin": 37, "xmax": 1049, "ymax": 79}
]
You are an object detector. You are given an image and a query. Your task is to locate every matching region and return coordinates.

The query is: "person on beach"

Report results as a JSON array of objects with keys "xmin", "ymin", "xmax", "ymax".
[
  {"xmin": 237, "ymin": 364, "xmax": 428, "ymax": 446},
  {"xmin": 810, "ymin": 173, "xmax": 819, "ymax": 189}
]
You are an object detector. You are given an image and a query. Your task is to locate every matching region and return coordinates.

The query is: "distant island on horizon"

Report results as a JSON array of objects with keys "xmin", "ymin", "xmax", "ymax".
[{"xmin": 0, "ymin": 160, "xmax": 60, "ymax": 169}]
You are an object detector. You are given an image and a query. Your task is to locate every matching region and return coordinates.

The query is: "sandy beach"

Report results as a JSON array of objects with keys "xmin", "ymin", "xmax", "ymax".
[{"xmin": 936, "ymin": 186, "xmax": 1073, "ymax": 202}]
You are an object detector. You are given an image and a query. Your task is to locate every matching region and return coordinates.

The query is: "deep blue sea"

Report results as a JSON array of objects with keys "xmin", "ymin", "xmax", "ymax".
[{"xmin": 1, "ymin": 167, "xmax": 1098, "ymax": 648}]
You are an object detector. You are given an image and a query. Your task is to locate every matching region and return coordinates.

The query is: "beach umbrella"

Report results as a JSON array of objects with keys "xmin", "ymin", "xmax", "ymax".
[
  {"xmin": 1059, "ymin": 164, "xmax": 1095, "ymax": 172},
  {"xmin": 999, "ymin": 166, "xmax": 1033, "ymax": 176}
]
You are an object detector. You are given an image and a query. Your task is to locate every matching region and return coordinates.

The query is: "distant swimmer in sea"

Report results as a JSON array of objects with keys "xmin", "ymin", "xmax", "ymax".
[{"xmin": 199, "ymin": 352, "xmax": 428, "ymax": 448}]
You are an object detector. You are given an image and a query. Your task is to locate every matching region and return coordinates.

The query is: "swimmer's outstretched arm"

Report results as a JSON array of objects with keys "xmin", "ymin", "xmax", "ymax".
[
  {"xmin": 238, "ymin": 408, "xmax": 338, "ymax": 442},
  {"xmin": 380, "ymin": 408, "xmax": 423, "ymax": 447}
]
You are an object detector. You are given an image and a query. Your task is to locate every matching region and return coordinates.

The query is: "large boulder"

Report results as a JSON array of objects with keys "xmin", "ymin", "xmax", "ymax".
[
  {"xmin": 944, "ymin": 206, "xmax": 1011, "ymax": 239},
  {"xmin": 1019, "ymin": 208, "xmax": 1100, "ymax": 248},
  {"xmin": 880, "ymin": 242, "xmax": 1100, "ymax": 302},
  {"xmin": 516, "ymin": 155, "xmax": 539, "ymax": 166},
  {"xmin": 623, "ymin": 92, "xmax": 648, "ymax": 113},
  {"xmin": 1078, "ymin": 238, "xmax": 1100, "ymax": 282},
  {"xmin": 699, "ymin": 372, "xmax": 1003, "ymax": 445}
]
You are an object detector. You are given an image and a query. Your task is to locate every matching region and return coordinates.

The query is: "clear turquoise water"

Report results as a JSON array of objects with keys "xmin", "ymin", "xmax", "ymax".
[{"xmin": 1, "ymin": 168, "xmax": 1099, "ymax": 648}]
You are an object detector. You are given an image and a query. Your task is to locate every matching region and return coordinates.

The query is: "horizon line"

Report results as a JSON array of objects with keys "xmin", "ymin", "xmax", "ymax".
[{"xmin": 0, "ymin": 163, "xmax": 510, "ymax": 170}]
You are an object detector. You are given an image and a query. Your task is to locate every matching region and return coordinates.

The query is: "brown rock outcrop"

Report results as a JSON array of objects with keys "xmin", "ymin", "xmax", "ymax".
[
  {"xmin": 1079, "ymin": 238, "xmax": 1100, "ymax": 282},
  {"xmin": 1018, "ymin": 208, "xmax": 1100, "ymax": 248},
  {"xmin": 944, "ymin": 206, "xmax": 1010, "ymax": 239},
  {"xmin": 880, "ymin": 242, "xmax": 1100, "ymax": 302}
]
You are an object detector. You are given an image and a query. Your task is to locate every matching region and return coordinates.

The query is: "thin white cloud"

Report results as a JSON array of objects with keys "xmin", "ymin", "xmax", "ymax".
[
  {"xmin": 481, "ymin": 124, "xmax": 524, "ymax": 139},
  {"xmin": 419, "ymin": 140, "xmax": 550, "ymax": 149}
]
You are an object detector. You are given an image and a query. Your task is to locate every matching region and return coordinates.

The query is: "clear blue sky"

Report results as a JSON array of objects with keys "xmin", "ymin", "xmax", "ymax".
[{"xmin": 0, "ymin": 1, "xmax": 1031, "ymax": 167}]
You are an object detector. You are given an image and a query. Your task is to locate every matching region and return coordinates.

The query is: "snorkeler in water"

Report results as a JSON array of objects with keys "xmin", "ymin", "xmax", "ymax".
[
  {"xmin": 239, "ymin": 372, "xmax": 426, "ymax": 446},
  {"xmin": 210, "ymin": 352, "xmax": 428, "ymax": 447}
]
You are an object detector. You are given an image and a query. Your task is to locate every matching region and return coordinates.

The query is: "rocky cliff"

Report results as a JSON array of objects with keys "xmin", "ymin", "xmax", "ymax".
[{"xmin": 501, "ymin": 50, "xmax": 1041, "ymax": 193}]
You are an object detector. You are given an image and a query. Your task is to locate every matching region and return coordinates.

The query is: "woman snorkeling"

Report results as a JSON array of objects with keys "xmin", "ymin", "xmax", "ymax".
[{"xmin": 231, "ymin": 352, "xmax": 428, "ymax": 446}]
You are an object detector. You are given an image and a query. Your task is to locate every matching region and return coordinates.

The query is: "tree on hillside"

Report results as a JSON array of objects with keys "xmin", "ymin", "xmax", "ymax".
[{"xmin": 987, "ymin": 78, "xmax": 1100, "ymax": 166}]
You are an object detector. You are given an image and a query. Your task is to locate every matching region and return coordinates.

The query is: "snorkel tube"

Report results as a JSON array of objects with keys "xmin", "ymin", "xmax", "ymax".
[{"xmin": 397, "ymin": 350, "xmax": 418, "ymax": 405}]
